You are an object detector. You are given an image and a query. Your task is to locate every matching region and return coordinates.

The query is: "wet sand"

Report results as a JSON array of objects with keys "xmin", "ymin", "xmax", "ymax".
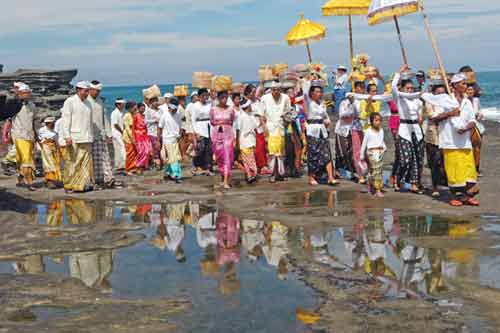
[{"xmin": 0, "ymin": 123, "xmax": 499, "ymax": 332}]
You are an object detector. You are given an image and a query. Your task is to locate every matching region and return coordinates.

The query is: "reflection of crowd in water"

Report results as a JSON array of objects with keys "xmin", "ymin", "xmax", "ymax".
[
  {"xmin": 18, "ymin": 199, "xmax": 293, "ymax": 296},
  {"xmin": 301, "ymin": 208, "xmax": 480, "ymax": 298},
  {"xmin": 148, "ymin": 202, "xmax": 291, "ymax": 294}
]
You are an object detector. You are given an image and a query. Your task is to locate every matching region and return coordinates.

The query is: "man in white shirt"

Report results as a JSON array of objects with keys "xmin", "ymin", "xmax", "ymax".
[
  {"xmin": 159, "ymin": 99, "xmax": 183, "ymax": 183},
  {"xmin": 88, "ymin": 81, "xmax": 118, "ymax": 189},
  {"xmin": 191, "ymin": 88, "xmax": 213, "ymax": 175},
  {"xmin": 144, "ymin": 97, "xmax": 162, "ymax": 170},
  {"xmin": 60, "ymin": 81, "xmax": 94, "ymax": 193},
  {"xmin": 436, "ymin": 74, "xmax": 479, "ymax": 206},
  {"xmin": 262, "ymin": 81, "xmax": 291, "ymax": 183},
  {"xmin": 110, "ymin": 98, "xmax": 126, "ymax": 173}
]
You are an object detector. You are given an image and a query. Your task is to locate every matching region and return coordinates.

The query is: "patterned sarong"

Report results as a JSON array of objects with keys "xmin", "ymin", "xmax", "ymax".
[
  {"xmin": 241, "ymin": 147, "xmax": 257, "ymax": 178},
  {"xmin": 367, "ymin": 149, "xmax": 384, "ymax": 191},
  {"xmin": 307, "ymin": 135, "xmax": 332, "ymax": 179},
  {"xmin": 92, "ymin": 138, "xmax": 114, "ymax": 185},
  {"xmin": 40, "ymin": 140, "xmax": 61, "ymax": 183},
  {"xmin": 64, "ymin": 143, "xmax": 94, "ymax": 192},
  {"xmin": 162, "ymin": 142, "xmax": 182, "ymax": 179}
]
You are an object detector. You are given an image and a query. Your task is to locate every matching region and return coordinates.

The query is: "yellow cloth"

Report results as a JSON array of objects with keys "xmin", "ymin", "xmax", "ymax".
[
  {"xmin": 241, "ymin": 147, "xmax": 255, "ymax": 156},
  {"xmin": 444, "ymin": 149, "xmax": 477, "ymax": 187},
  {"xmin": 161, "ymin": 142, "xmax": 181, "ymax": 164},
  {"xmin": 46, "ymin": 201, "xmax": 64, "ymax": 227},
  {"xmin": 60, "ymin": 146, "xmax": 71, "ymax": 186},
  {"xmin": 15, "ymin": 138, "xmax": 34, "ymax": 169},
  {"xmin": 360, "ymin": 100, "xmax": 381, "ymax": 131},
  {"xmin": 267, "ymin": 134, "xmax": 285, "ymax": 156},
  {"xmin": 64, "ymin": 143, "xmax": 94, "ymax": 192},
  {"xmin": 66, "ymin": 199, "xmax": 96, "ymax": 225},
  {"xmin": 122, "ymin": 112, "xmax": 134, "ymax": 145},
  {"xmin": 15, "ymin": 138, "xmax": 34, "ymax": 183},
  {"xmin": 40, "ymin": 140, "xmax": 62, "ymax": 182}
]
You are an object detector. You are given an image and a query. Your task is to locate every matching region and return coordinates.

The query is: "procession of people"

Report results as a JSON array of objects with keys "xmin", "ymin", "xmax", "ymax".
[{"xmin": 0, "ymin": 61, "xmax": 485, "ymax": 207}]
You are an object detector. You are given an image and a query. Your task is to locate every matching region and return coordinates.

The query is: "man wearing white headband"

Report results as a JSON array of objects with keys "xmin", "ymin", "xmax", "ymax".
[
  {"xmin": 110, "ymin": 97, "xmax": 127, "ymax": 173},
  {"xmin": 88, "ymin": 80, "xmax": 119, "ymax": 189},
  {"xmin": 436, "ymin": 73, "xmax": 480, "ymax": 206},
  {"xmin": 60, "ymin": 81, "xmax": 95, "ymax": 193},
  {"xmin": 261, "ymin": 80, "xmax": 290, "ymax": 183},
  {"xmin": 10, "ymin": 83, "xmax": 37, "ymax": 191}
]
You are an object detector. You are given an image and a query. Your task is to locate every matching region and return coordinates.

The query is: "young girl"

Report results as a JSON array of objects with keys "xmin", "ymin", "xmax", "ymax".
[
  {"xmin": 238, "ymin": 99, "xmax": 259, "ymax": 183},
  {"xmin": 360, "ymin": 113, "xmax": 386, "ymax": 198}
]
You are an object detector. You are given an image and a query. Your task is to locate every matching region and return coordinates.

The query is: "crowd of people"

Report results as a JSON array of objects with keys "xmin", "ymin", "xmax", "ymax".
[{"xmin": 0, "ymin": 60, "xmax": 485, "ymax": 206}]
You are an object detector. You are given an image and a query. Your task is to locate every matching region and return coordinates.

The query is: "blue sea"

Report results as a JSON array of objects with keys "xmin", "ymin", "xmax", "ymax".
[{"xmin": 100, "ymin": 71, "xmax": 500, "ymax": 115}]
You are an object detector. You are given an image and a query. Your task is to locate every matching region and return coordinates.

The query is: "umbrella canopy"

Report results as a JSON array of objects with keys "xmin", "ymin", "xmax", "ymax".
[
  {"xmin": 322, "ymin": 0, "xmax": 371, "ymax": 16},
  {"xmin": 286, "ymin": 13, "xmax": 326, "ymax": 46},
  {"xmin": 368, "ymin": 0, "xmax": 419, "ymax": 26}
]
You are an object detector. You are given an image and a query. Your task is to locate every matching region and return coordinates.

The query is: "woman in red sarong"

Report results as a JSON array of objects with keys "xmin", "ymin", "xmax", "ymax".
[{"xmin": 133, "ymin": 103, "xmax": 151, "ymax": 173}]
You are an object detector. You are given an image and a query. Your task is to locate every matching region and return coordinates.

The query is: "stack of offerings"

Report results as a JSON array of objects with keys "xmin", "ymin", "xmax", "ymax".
[
  {"xmin": 258, "ymin": 65, "xmax": 274, "ymax": 81},
  {"xmin": 294, "ymin": 64, "xmax": 309, "ymax": 78},
  {"xmin": 192, "ymin": 72, "xmax": 214, "ymax": 89},
  {"xmin": 174, "ymin": 85, "xmax": 189, "ymax": 97},
  {"xmin": 280, "ymin": 71, "xmax": 298, "ymax": 89},
  {"xmin": 272, "ymin": 63, "xmax": 288, "ymax": 78},
  {"xmin": 143, "ymin": 85, "xmax": 161, "ymax": 100},
  {"xmin": 212, "ymin": 75, "xmax": 233, "ymax": 93},
  {"xmin": 232, "ymin": 82, "xmax": 244, "ymax": 94}
]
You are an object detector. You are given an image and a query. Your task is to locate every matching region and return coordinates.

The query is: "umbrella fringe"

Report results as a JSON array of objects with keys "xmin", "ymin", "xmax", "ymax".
[
  {"xmin": 368, "ymin": 3, "xmax": 419, "ymax": 26},
  {"xmin": 322, "ymin": 8, "xmax": 368, "ymax": 16},
  {"xmin": 287, "ymin": 33, "xmax": 326, "ymax": 46}
]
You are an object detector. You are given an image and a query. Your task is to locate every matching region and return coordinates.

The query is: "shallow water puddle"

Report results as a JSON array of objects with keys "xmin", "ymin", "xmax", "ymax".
[
  {"xmin": 298, "ymin": 208, "xmax": 500, "ymax": 296},
  {"xmin": 1, "ymin": 200, "xmax": 317, "ymax": 331}
]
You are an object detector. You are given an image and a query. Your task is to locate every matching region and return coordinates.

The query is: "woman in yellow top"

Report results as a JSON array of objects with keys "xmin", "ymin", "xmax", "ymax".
[
  {"xmin": 359, "ymin": 83, "xmax": 382, "ymax": 131},
  {"xmin": 123, "ymin": 101, "xmax": 138, "ymax": 175}
]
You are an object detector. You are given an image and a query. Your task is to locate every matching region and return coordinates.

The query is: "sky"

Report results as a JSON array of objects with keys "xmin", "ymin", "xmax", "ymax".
[{"xmin": 1, "ymin": 0, "xmax": 499, "ymax": 85}]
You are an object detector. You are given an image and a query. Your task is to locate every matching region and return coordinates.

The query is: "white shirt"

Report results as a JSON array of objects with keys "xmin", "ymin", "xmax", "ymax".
[
  {"xmin": 158, "ymin": 110, "xmax": 181, "ymax": 144},
  {"xmin": 238, "ymin": 110, "xmax": 259, "ymax": 149},
  {"xmin": 61, "ymin": 94, "xmax": 94, "ymax": 144},
  {"xmin": 306, "ymin": 100, "xmax": 329, "ymax": 138},
  {"xmin": 10, "ymin": 101, "xmax": 35, "ymax": 141},
  {"xmin": 55, "ymin": 118, "xmax": 66, "ymax": 146},
  {"xmin": 87, "ymin": 95, "xmax": 110, "ymax": 140},
  {"xmin": 262, "ymin": 93, "xmax": 291, "ymax": 137},
  {"xmin": 438, "ymin": 97, "xmax": 476, "ymax": 150},
  {"xmin": 335, "ymin": 73, "xmax": 348, "ymax": 90},
  {"xmin": 392, "ymin": 73, "xmax": 423, "ymax": 142},
  {"xmin": 360, "ymin": 127, "xmax": 386, "ymax": 160},
  {"xmin": 191, "ymin": 101, "xmax": 212, "ymax": 138},
  {"xmin": 144, "ymin": 106, "xmax": 161, "ymax": 137},
  {"xmin": 335, "ymin": 99, "xmax": 354, "ymax": 137},
  {"xmin": 196, "ymin": 212, "xmax": 218, "ymax": 248},
  {"xmin": 38, "ymin": 125, "xmax": 57, "ymax": 141},
  {"xmin": 183, "ymin": 103, "xmax": 195, "ymax": 133},
  {"xmin": 110, "ymin": 108, "xmax": 124, "ymax": 137}
]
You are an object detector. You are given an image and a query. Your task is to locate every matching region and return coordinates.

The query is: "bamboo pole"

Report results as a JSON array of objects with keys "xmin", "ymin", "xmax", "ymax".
[
  {"xmin": 419, "ymin": 0, "xmax": 452, "ymax": 94},
  {"xmin": 305, "ymin": 40, "xmax": 313, "ymax": 63},
  {"xmin": 393, "ymin": 16, "xmax": 409, "ymax": 65},
  {"xmin": 348, "ymin": 15, "xmax": 354, "ymax": 68}
]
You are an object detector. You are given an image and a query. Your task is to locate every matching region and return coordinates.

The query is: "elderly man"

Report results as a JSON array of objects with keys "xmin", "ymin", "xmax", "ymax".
[
  {"xmin": 88, "ymin": 81, "xmax": 120, "ymax": 189},
  {"xmin": 10, "ymin": 83, "xmax": 37, "ymax": 191},
  {"xmin": 110, "ymin": 98, "xmax": 126, "ymax": 173},
  {"xmin": 262, "ymin": 81, "xmax": 291, "ymax": 183},
  {"xmin": 60, "ymin": 81, "xmax": 94, "ymax": 193}
]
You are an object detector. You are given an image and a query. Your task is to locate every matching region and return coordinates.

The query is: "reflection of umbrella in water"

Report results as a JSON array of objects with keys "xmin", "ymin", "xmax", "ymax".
[
  {"xmin": 286, "ymin": 13, "xmax": 327, "ymax": 63},
  {"xmin": 322, "ymin": 0, "xmax": 371, "ymax": 68}
]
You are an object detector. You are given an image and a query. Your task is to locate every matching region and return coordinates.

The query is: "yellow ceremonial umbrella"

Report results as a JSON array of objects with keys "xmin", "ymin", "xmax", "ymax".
[
  {"xmin": 286, "ymin": 13, "xmax": 327, "ymax": 63},
  {"xmin": 322, "ymin": 0, "xmax": 371, "ymax": 68},
  {"xmin": 367, "ymin": 0, "xmax": 419, "ymax": 65},
  {"xmin": 368, "ymin": 0, "xmax": 451, "ymax": 94}
]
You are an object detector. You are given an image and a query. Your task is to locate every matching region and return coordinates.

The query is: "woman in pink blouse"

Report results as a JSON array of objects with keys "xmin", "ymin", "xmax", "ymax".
[{"xmin": 210, "ymin": 91, "xmax": 236, "ymax": 189}]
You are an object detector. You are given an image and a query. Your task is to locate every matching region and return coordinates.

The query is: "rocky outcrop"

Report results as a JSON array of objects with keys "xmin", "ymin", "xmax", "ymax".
[{"xmin": 0, "ymin": 65, "xmax": 78, "ymax": 125}]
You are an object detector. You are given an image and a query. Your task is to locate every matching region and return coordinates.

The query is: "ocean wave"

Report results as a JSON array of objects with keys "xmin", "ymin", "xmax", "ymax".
[{"xmin": 482, "ymin": 108, "xmax": 500, "ymax": 123}]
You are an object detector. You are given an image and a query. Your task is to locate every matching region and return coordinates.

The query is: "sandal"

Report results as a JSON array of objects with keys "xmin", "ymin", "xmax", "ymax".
[
  {"xmin": 431, "ymin": 191, "xmax": 440, "ymax": 198},
  {"xmin": 464, "ymin": 198, "xmax": 480, "ymax": 206},
  {"xmin": 449, "ymin": 199, "xmax": 463, "ymax": 207},
  {"xmin": 328, "ymin": 180, "xmax": 338, "ymax": 187}
]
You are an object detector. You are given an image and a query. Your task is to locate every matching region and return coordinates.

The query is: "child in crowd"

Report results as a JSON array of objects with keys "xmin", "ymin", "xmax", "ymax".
[
  {"xmin": 360, "ymin": 113, "xmax": 386, "ymax": 198},
  {"xmin": 237, "ymin": 99, "xmax": 259, "ymax": 183},
  {"xmin": 38, "ymin": 117, "xmax": 62, "ymax": 189},
  {"xmin": 159, "ymin": 99, "xmax": 183, "ymax": 183}
]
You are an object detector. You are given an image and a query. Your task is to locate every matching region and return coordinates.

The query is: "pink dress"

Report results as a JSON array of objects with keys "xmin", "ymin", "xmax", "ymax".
[
  {"xmin": 210, "ymin": 106, "xmax": 235, "ymax": 178},
  {"xmin": 216, "ymin": 213, "xmax": 241, "ymax": 265},
  {"xmin": 388, "ymin": 101, "xmax": 400, "ymax": 137},
  {"xmin": 133, "ymin": 113, "xmax": 151, "ymax": 169}
]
